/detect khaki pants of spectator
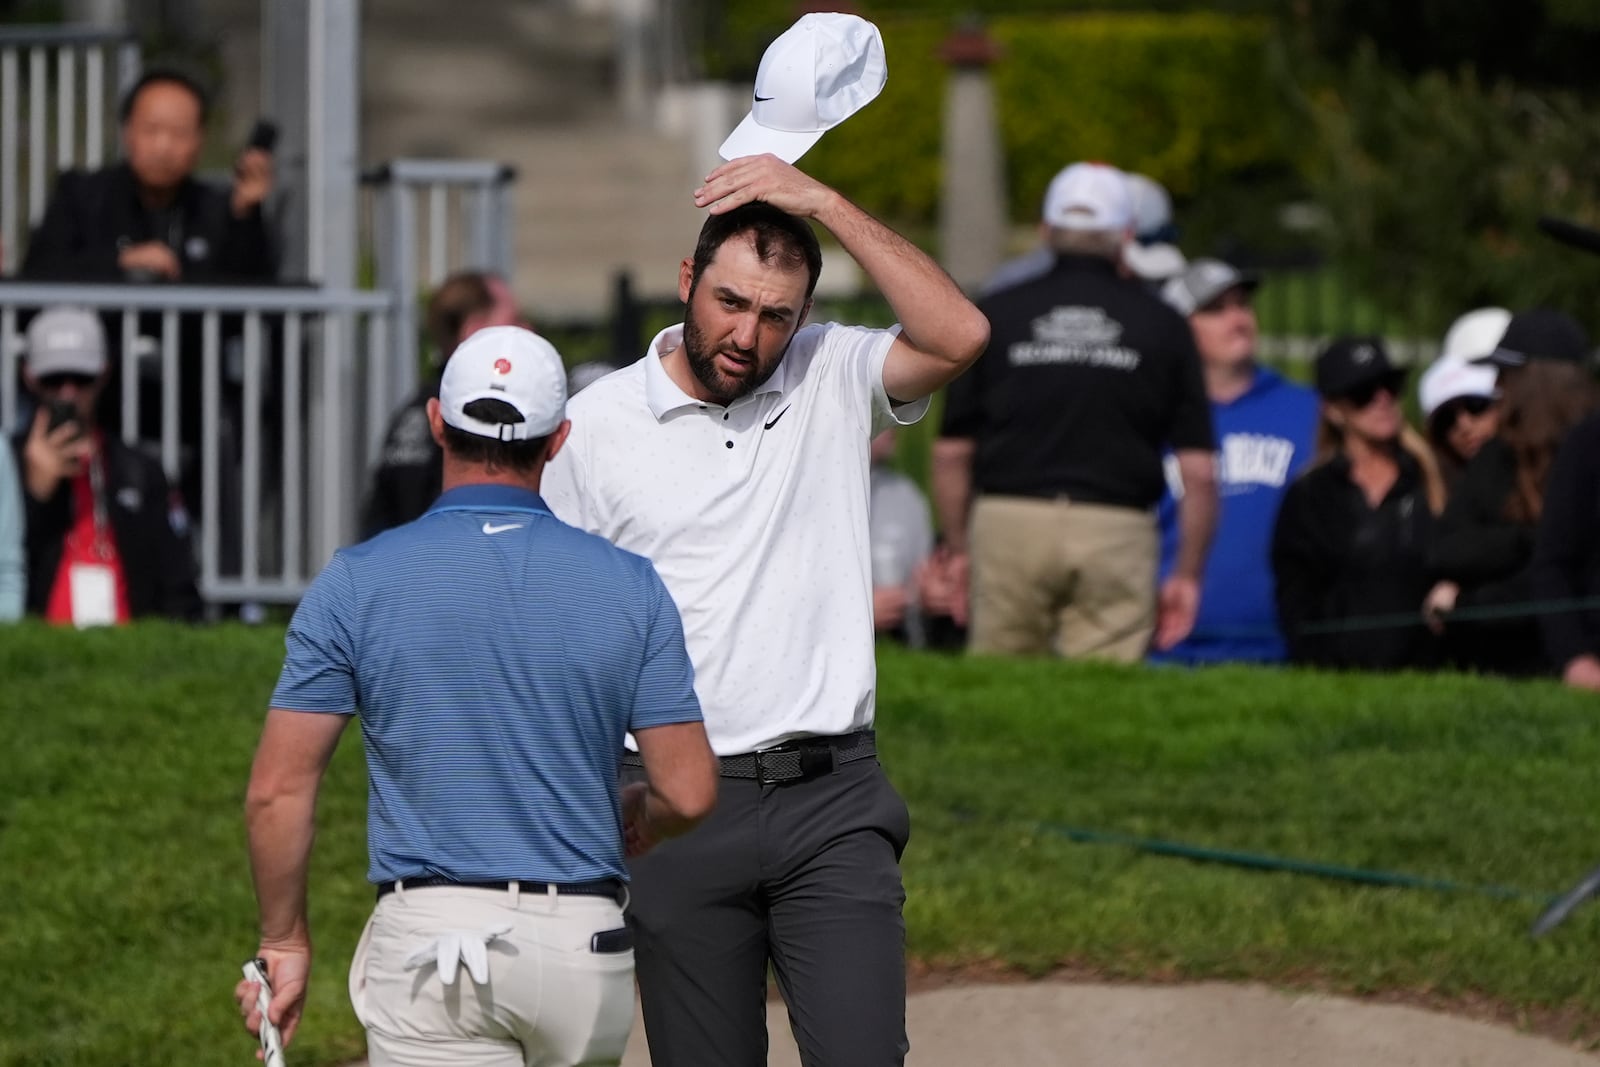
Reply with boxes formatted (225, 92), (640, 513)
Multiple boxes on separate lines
(349, 883), (636, 1066)
(969, 495), (1157, 662)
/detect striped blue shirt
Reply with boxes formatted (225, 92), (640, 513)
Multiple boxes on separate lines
(270, 484), (702, 884)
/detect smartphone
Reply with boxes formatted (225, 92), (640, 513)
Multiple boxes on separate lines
(246, 119), (279, 153)
(241, 958), (286, 1067)
(46, 398), (82, 438)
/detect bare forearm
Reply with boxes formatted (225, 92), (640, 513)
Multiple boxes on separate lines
(1173, 476), (1218, 582)
(931, 438), (976, 553)
(246, 792), (317, 945)
(814, 191), (987, 365)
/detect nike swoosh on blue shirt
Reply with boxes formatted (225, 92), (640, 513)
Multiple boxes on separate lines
(482, 521), (524, 535)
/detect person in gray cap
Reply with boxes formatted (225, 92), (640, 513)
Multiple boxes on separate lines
(1151, 259), (1318, 664)
(11, 306), (199, 623)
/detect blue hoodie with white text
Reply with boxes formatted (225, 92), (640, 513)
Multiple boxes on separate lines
(1152, 367), (1319, 664)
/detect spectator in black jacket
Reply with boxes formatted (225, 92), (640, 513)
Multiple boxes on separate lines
(1532, 412), (1600, 691)
(1272, 337), (1446, 670)
(1424, 309), (1599, 675)
(359, 271), (523, 537)
(19, 68), (275, 285)
(13, 307), (199, 623)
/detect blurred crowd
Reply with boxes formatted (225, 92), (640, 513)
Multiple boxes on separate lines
(5, 70), (1600, 695)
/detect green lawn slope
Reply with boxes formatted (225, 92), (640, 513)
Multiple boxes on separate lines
(4, 625), (1599, 1066)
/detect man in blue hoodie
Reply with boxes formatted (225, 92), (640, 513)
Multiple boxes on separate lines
(1152, 260), (1319, 664)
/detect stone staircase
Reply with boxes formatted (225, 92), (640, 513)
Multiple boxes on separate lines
(210, 0), (707, 319)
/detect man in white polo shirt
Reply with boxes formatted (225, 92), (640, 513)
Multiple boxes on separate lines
(543, 152), (988, 1066)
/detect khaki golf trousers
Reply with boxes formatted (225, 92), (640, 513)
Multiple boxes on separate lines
(349, 883), (636, 1066)
(969, 494), (1158, 662)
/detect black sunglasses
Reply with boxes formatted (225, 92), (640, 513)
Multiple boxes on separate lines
(1436, 395), (1494, 427)
(1341, 375), (1404, 408)
(37, 371), (97, 391)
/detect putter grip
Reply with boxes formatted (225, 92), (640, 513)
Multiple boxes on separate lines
(242, 959), (287, 1066)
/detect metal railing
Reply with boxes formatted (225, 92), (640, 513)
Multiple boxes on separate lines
(361, 158), (516, 406)
(0, 282), (396, 604)
(0, 25), (141, 275)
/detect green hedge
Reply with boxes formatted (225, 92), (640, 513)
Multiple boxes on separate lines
(803, 13), (1298, 226)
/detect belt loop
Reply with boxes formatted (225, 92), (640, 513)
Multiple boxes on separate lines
(547, 883), (559, 911)
(509, 880), (520, 908)
(395, 879), (405, 903)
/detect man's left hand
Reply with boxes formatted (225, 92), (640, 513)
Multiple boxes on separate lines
(694, 154), (835, 219)
(1154, 576), (1200, 651)
(232, 148), (274, 218)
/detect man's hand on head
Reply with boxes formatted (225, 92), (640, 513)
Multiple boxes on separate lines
(694, 154), (837, 220)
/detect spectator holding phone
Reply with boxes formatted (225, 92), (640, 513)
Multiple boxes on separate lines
(11, 307), (199, 624)
(19, 68), (275, 284)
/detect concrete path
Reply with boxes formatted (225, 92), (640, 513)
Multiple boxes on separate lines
(614, 981), (1599, 1066)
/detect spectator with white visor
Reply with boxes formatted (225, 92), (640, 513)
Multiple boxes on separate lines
(1418, 307), (1508, 489)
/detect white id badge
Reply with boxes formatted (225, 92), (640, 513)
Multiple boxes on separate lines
(68, 563), (118, 628)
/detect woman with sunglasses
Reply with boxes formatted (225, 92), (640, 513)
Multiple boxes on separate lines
(1418, 308), (1509, 487)
(1424, 309), (1599, 675)
(1272, 336), (1447, 670)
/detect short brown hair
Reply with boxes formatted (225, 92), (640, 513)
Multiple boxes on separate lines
(426, 272), (497, 360)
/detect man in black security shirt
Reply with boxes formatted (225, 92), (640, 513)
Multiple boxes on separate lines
(932, 162), (1218, 661)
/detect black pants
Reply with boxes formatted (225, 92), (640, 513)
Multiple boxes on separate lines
(620, 755), (912, 1067)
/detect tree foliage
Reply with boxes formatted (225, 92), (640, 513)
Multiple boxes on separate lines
(1299, 46), (1600, 334)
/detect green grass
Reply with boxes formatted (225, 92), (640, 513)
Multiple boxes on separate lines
(6, 626), (1600, 1065)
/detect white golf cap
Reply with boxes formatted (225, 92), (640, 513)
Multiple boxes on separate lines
(439, 326), (567, 440)
(1439, 306), (1511, 364)
(1123, 241), (1187, 281)
(25, 305), (107, 377)
(1042, 162), (1133, 232)
(1419, 354), (1498, 419)
(718, 12), (888, 165)
(1125, 173), (1174, 238)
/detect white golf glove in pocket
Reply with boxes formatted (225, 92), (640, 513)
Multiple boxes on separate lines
(403, 925), (513, 986)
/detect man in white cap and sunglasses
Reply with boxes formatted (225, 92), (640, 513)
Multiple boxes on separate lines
(237, 326), (717, 1066)
(543, 12), (988, 1067)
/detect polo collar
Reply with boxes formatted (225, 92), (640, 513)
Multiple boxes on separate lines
(642, 323), (789, 421)
(427, 484), (549, 513)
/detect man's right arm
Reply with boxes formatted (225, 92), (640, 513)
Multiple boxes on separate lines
(19, 172), (122, 280)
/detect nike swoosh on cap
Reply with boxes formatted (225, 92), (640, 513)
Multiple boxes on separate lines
(764, 406), (791, 430)
(482, 521), (524, 535)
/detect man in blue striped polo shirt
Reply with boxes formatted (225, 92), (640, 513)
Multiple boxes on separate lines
(236, 327), (717, 1067)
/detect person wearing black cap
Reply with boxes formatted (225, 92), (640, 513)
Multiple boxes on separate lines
(1271, 336), (1446, 669)
(1424, 309), (1599, 675)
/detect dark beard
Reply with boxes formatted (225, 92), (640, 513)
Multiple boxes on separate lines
(682, 302), (785, 405)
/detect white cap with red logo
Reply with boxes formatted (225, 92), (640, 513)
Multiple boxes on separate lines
(439, 326), (567, 440)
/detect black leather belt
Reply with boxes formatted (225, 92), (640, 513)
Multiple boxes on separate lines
(375, 876), (626, 904)
(622, 730), (876, 784)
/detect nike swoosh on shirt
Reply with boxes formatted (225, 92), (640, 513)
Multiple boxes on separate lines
(764, 406), (791, 430)
(482, 522), (524, 535)
(754, 94), (775, 102)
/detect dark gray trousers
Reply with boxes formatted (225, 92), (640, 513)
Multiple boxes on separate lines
(620, 755), (912, 1067)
